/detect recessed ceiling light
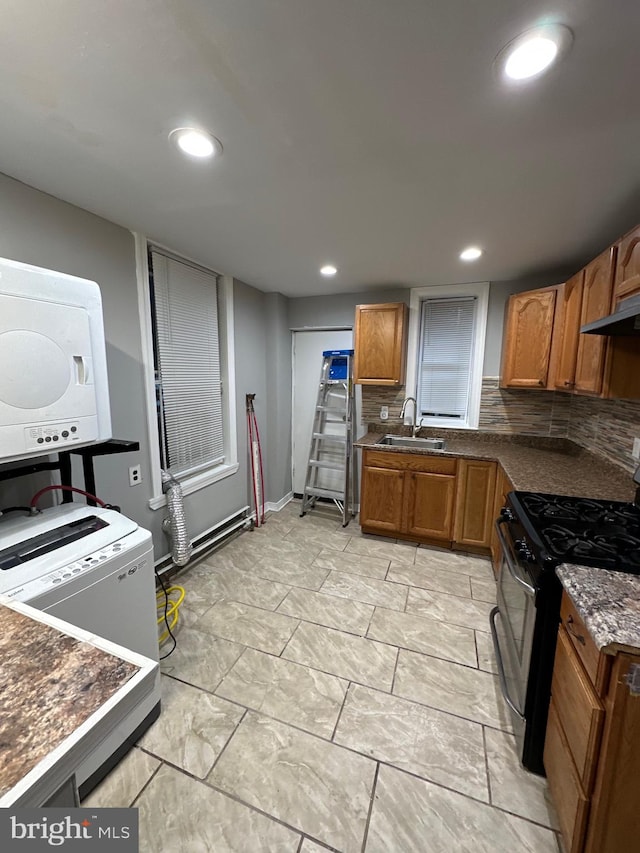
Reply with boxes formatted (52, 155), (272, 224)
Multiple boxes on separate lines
(320, 265), (338, 277)
(169, 127), (222, 159)
(460, 247), (483, 262)
(497, 24), (573, 83)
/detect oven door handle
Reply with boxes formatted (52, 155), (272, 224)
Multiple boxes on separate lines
(489, 606), (526, 722)
(495, 520), (536, 597)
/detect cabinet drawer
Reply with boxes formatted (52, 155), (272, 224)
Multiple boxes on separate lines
(560, 592), (606, 693)
(363, 449), (457, 475)
(551, 626), (605, 793)
(544, 700), (590, 853)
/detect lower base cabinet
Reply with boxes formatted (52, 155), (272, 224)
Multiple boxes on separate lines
(544, 591), (640, 853)
(360, 449), (499, 550)
(359, 449), (457, 543)
(453, 459), (497, 549)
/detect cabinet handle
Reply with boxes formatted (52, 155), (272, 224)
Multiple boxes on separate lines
(538, 379), (545, 386)
(563, 381), (575, 387)
(566, 615), (586, 646)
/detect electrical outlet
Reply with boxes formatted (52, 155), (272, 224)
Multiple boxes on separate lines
(380, 406), (389, 421)
(129, 465), (142, 486)
(633, 438), (640, 460)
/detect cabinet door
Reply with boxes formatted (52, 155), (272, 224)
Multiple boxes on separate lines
(585, 653), (640, 853)
(614, 224), (640, 301)
(544, 700), (590, 853)
(359, 464), (405, 534)
(574, 247), (616, 395)
(404, 471), (455, 541)
(354, 303), (407, 385)
(551, 627), (604, 793)
(454, 460), (497, 548)
(555, 271), (584, 391)
(490, 467), (513, 576)
(500, 288), (557, 388)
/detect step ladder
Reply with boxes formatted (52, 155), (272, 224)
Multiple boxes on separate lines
(300, 349), (357, 527)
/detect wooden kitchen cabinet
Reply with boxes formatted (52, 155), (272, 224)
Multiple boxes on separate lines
(554, 271), (585, 392)
(453, 459), (497, 549)
(359, 463), (406, 534)
(404, 470), (456, 540)
(613, 223), (640, 302)
(359, 449), (456, 543)
(500, 287), (558, 389)
(544, 590), (640, 853)
(490, 465), (513, 576)
(354, 302), (408, 385)
(574, 246), (616, 396)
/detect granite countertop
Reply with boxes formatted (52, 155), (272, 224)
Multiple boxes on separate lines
(0, 605), (138, 799)
(356, 430), (635, 501)
(556, 564), (640, 654)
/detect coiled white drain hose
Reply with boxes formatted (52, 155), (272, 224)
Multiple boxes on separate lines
(161, 470), (193, 566)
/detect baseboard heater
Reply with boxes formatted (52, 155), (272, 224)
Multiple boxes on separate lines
(156, 505), (251, 578)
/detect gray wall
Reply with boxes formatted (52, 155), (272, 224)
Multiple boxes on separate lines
(0, 173), (291, 558)
(264, 293), (293, 503)
(288, 288), (410, 330)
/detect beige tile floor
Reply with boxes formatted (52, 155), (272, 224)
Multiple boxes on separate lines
(84, 500), (561, 852)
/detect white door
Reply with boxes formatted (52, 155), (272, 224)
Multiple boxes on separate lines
(292, 330), (364, 496)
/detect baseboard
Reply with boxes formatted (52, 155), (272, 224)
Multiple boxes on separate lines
(265, 492), (294, 513)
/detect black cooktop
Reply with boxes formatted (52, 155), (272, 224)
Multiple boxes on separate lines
(512, 492), (640, 573)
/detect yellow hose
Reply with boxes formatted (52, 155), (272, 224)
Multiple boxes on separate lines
(157, 585), (185, 646)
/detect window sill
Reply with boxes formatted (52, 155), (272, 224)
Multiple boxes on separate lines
(148, 461), (239, 510)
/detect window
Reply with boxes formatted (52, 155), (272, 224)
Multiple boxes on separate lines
(136, 238), (237, 509)
(405, 283), (489, 429)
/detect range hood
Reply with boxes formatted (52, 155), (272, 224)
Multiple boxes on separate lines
(581, 293), (640, 336)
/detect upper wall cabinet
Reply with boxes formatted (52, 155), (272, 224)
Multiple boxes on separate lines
(500, 287), (558, 389)
(574, 247), (616, 396)
(614, 224), (640, 302)
(354, 302), (408, 385)
(554, 271), (585, 391)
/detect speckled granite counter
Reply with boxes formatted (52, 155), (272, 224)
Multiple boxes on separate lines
(356, 431), (635, 501)
(556, 564), (640, 654)
(0, 604), (138, 799)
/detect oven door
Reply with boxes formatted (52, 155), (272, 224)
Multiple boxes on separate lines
(490, 517), (538, 740)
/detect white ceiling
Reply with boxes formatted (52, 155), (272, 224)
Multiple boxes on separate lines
(1, 1), (639, 297)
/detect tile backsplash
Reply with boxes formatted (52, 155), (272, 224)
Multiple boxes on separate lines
(361, 380), (640, 474)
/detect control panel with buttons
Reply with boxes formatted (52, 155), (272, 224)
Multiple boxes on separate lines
(25, 422), (82, 452)
(5, 538), (140, 602)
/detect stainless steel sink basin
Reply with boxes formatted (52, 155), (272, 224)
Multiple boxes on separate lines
(379, 435), (447, 450)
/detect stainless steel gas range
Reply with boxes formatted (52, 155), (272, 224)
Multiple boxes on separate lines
(490, 476), (640, 775)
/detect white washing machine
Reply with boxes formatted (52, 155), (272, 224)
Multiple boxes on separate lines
(0, 503), (161, 795)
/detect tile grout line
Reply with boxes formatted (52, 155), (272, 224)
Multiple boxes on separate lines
(329, 681), (352, 742)
(360, 762), (380, 853)
(389, 646), (401, 694)
(482, 725), (494, 807)
(278, 618), (304, 657)
(206, 706), (249, 777)
(128, 758), (165, 808)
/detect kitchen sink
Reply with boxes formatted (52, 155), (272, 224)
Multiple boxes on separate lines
(379, 435), (447, 450)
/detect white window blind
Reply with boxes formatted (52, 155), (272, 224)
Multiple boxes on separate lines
(417, 297), (476, 421)
(150, 249), (224, 477)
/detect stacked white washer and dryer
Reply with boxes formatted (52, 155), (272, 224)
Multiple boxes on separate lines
(0, 257), (160, 795)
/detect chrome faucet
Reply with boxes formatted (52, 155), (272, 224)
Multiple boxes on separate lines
(399, 396), (424, 437)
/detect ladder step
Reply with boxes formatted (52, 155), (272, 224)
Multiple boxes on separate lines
(308, 460), (344, 470)
(316, 406), (346, 413)
(304, 486), (345, 499)
(312, 432), (347, 441)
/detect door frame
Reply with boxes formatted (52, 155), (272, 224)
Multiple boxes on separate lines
(290, 326), (354, 501)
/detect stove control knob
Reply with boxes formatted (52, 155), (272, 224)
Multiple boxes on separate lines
(500, 507), (514, 522)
